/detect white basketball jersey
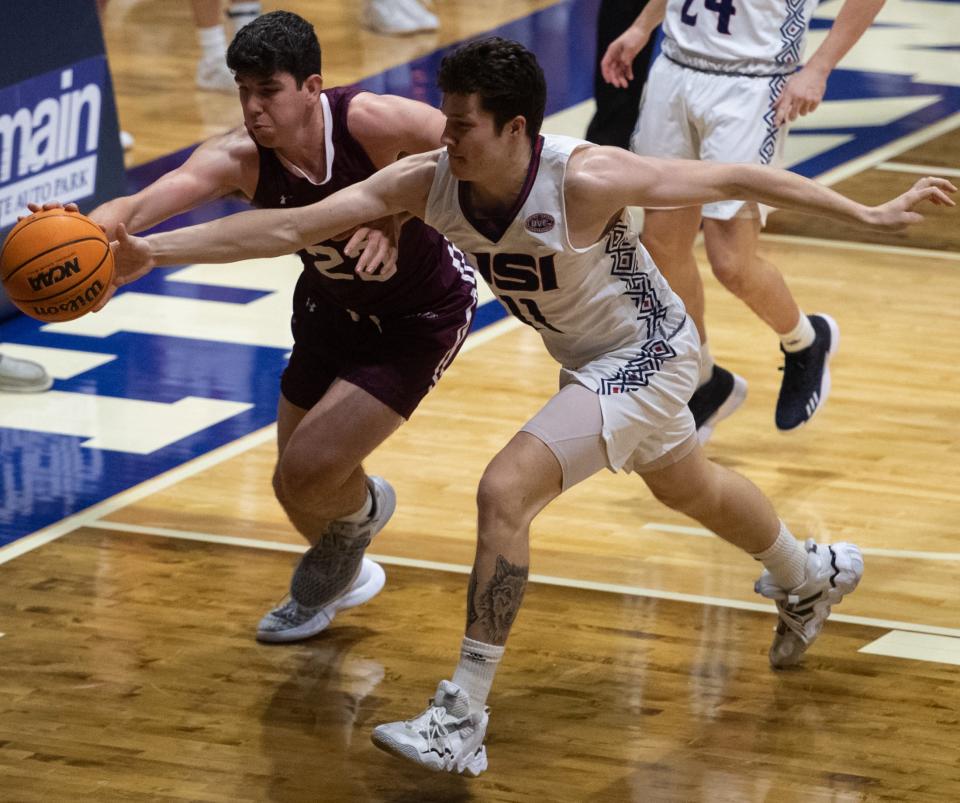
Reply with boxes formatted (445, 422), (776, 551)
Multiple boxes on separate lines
(662, 0), (819, 75)
(425, 135), (689, 392)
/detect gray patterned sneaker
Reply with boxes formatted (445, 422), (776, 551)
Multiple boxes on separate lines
(289, 475), (396, 609)
(775, 314), (840, 432)
(755, 539), (863, 668)
(257, 557), (386, 643)
(371, 680), (489, 777)
(256, 475), (396, 643)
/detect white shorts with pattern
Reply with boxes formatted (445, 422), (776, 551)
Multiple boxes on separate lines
(631, 54), (790, 222)
(521, 318), (701, 491)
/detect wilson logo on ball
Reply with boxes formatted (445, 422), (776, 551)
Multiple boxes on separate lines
(31, 279), (105, 317)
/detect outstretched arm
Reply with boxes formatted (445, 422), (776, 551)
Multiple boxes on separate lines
(565, 147), (955, 244)
(90, 127), (255, 239)
(114, 151), (437, 273)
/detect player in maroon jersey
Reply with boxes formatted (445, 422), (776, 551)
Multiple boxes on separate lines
(82, 10), (478, 641)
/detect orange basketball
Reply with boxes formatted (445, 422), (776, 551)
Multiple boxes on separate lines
(0, 208), (114, 323)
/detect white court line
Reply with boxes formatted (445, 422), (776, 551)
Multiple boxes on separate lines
(91, 520), (307, 554)
(641, 523), (960, 561)
(859, 631), (960, 667)
(759, 232), (960, 261)
(83, 519), (960, 640)
(815, 110), (960, 187)
(640, 523), (714, 538)
(876, 162), (960, 179)
(0, 314), (518, 568)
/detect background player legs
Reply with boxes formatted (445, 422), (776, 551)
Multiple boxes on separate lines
(702, 213), (802, 335)
(700, 211), (836, 432)
(274, 380), (402, 545)
(192, 0), (262, 91)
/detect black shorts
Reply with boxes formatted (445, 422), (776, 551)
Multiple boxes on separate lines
(280, 276), (476, 420)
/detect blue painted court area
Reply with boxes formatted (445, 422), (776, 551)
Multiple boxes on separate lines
(1, 0), (959, 544)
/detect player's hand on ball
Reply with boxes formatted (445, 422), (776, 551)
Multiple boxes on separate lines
(95, 223), (155, 311)
(867, 177), (956, 231)
(18, 201), (82, 222)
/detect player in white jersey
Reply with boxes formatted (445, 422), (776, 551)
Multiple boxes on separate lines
(603, 0), (886, 438)
(105, 38), (954, 776)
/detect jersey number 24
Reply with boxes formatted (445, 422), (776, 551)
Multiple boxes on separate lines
(681, 0), (736, 35)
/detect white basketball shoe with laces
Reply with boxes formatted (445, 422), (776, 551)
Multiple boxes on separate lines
(371, 680), (489, 776)
(362, 0), (438, 34)
(755, 539), (864, 668)
(196, 56), (236, 92)
(256, 476), (395, 642)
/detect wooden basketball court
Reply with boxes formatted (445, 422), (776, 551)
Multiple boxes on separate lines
(2, 1), (958, 800)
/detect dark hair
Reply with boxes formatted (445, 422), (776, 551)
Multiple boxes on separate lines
(226, 10), (321, 86)
(437, 37), (546, 145)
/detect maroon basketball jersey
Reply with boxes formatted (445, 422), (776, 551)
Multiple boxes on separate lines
(252, 86), (464, 316)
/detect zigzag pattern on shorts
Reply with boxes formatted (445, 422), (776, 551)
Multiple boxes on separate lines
(606, 221), (668, 339)
(759, 73), (789, 164)
(776, 0), (808, 67)
(598, 338), (678, 394)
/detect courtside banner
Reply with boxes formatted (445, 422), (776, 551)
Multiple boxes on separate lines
(0, 58), (112, 228)
(0, 1), (125, 321)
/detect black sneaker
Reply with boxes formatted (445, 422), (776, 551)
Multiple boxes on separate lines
(775, 314), (840, 432)
(689, 365), (748, 444)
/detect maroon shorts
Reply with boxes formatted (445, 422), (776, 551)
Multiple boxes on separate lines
(280, 276), (476, 420)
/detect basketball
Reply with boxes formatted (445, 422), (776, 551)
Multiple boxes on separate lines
(0, 208), (114, 323)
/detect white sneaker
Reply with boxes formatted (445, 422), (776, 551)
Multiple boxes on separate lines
(0, 354), (52, 393)
(120, 130), (135, 151)
(371, 680), (489, 776)
(256, 557), (386, 643)
(196, 56), (236, 92)
(362, 0), (438, 35)
(755, 539), (864, 668)
(399, 0), (439, 30)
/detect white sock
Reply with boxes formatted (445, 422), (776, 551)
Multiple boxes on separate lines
(340, 487), (374, 524)
(780, 313), (815, 353)
(197, 24), (227, 62)
(698, 341), (715, 387)
(751, 521), (808, 590)
(452, 636), (504, 713)
(228, 1), (261, 32)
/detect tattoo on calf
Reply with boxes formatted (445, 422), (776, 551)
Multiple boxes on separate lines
(473, 554), (529, 643)
(466, 567), (479, 630)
